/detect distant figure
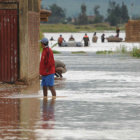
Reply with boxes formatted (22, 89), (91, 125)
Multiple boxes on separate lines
(83, 33), (89, 47)
(92, 32), (98, 43)
(69, 35), (75, 41)
(116, 27), (120, 37)
(101, 34), (105, 42)
(58, 35), (64, 46)
(55, 60), (67, 78)
(50, 37), (54, 41)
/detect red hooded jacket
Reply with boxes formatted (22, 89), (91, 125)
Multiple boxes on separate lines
(40, 47), (55, 76)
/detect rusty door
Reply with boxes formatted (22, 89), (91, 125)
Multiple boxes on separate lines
(0, 3), (19, 83)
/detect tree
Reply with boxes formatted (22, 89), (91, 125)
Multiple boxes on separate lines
(121, 2), (129, 23)
(48, 4), (66, 23)
(77, 4), (88, 25)
(106, 1), (129, 26)
(93, 5), (104, 23)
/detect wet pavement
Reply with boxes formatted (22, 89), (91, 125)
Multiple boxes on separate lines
(1, 51), (140, 140)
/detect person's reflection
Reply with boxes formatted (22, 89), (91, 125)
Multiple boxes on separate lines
(42, 98), (56, 129)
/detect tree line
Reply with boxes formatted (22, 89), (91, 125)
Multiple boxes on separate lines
(42, 1), (131, 26)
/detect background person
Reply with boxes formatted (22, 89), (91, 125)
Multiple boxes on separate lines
(69, 35), (75, 41)
(92, 32), (98, 43)
(55, 60), (67, 78)
(58, 35), (64, 46)
(101, 34), (105, 43)
(40, 38), (56, 98)
(50, 37), (54, 41)
(83, 33), (89, 47)
(116, 27), (120, 37)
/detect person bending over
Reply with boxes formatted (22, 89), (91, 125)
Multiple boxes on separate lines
(55, 60), (67, 78)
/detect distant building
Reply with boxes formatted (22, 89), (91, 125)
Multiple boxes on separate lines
(87, 16), (95, 22)
(125, 20), (140, 42)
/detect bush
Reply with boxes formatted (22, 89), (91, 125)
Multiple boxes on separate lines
(131, 48), (140, 57)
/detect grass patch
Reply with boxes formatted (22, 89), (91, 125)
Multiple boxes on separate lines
(96, 46), (140, 58)
(40, 23), (125, 33)
(53, 50), (61, 54)
(96, 46), (129, 55)
(51, 43), (58, 48)
(96, 50), (114, 54)
(116, 46), (128, 54)
(131, 48), (140, 57)
(71, 51), (86, 54)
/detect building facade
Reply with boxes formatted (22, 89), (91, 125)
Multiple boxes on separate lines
(0, 0), (41, 84)
(125, 20), (140, 42)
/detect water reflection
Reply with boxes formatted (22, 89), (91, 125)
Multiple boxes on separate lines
(0, 98), (20, 139)
(41, 98), (56, 129)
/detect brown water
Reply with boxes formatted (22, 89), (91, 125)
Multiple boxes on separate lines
(0, 52), (140, 140)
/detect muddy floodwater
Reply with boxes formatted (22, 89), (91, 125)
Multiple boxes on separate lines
(1, 47), (140, 139)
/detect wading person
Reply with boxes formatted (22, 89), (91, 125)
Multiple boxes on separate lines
(40, 38), (56, 98)
(83, 33), (89, 47)
(58, 35), (64, 46)
(92, 32), (98, 43)
(69, 35), (75, 41)
(101, 33), (105, 43)
(116, 26), (120, 37)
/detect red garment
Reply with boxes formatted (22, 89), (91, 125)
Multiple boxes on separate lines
(58, 37), (63, 44)
(40, 47), (55, 76)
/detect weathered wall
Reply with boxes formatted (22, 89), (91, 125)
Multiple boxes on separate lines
(19, 0), (40, 83)
(0, 0), (40, 84)
(19, 0), (29, 82)
(125, 20), (140, 42)
(28, 11), (40, 82)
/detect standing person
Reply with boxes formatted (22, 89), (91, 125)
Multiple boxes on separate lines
(40, 38), (56, 98)
(101, 34), (105, 43)
(58, 35), (64, 46)
(83, 33), (89, 47)
(92, 32), (98, 43)
(116, 27), (120, 37)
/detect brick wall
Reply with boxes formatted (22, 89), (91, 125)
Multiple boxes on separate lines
(125, 20), (140, 42)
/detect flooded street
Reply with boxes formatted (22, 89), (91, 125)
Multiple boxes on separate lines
(1, 32), (140, 139)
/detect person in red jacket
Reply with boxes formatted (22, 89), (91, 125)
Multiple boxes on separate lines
(58, 35), (64, 46)
(40, 38), (56, 98)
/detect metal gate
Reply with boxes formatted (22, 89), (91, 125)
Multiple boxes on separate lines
(0, 2), (19, 83)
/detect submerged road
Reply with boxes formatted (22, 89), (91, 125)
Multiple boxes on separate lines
(0, 51), (140, 140)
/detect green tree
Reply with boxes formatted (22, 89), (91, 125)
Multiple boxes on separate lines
(106, 1), (129, 26)
(93, 5), (104, 23)
(121, 2), (129, 23)
(107, 1), (120, 26)
(48, 4), (66, 23)
(77, 4), (88, 25)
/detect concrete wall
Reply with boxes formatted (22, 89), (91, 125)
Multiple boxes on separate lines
(125, 20), (140, 42)
(19, 0), (40, 84)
